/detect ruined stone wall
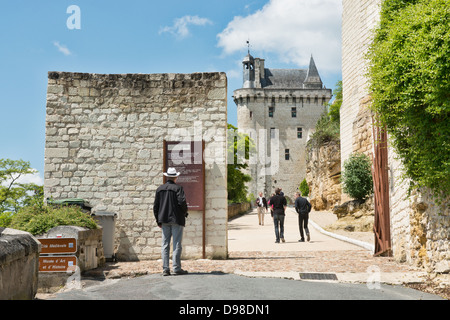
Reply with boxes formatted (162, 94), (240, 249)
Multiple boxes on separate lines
(44, 71), (228, 261)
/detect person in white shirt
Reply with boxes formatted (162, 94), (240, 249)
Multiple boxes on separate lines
(255, 192), (268, 226)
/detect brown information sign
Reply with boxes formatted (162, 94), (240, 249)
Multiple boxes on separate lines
(164, 140), (205, 211)
(39, 238), (77, 254)
(39, 256), (77, 272)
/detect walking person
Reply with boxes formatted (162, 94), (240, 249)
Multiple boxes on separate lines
(153, 167), (189, 276)
(255, 192), (267, 225)
(268, 188), (287, 243)
(294, 191), (312, 242)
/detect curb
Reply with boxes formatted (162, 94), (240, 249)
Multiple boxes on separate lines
(233, 270), (428, 285)
(309, 219), (375, 253)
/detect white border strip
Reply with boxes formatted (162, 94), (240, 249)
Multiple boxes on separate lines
(309, 219), (375, 253)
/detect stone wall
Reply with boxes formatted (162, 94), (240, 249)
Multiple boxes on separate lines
(342, 0), (449, 273)
(341, 0), (381, 167)
(0, 228), (41, 300)
(44, 71), (228, 261)
(389, 153), (450, 273)
(228, 202), (251, 220)
(306, 140), (341, 210)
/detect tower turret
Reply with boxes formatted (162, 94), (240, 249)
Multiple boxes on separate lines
(242, 53), (255, 88)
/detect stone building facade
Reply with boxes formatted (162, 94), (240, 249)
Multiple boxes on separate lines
(233, 54), (332, 200)
(341, 0), (449, 272)
(44, 71), (228, 261)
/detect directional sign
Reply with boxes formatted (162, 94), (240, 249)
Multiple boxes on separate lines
(39, 255), (77, 272)
(39, 238), (77, 254)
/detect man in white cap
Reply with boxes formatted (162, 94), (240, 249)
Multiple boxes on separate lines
(153, 167), (188, 276)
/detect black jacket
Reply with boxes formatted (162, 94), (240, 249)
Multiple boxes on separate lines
(153, 180), (188, 227)
(268, 194), (287, 215)
(295, 196), (312, 215)
(256, 196), (268, 209)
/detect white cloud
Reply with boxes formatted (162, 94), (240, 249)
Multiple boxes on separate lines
(159, 15), (213, 38)
(53, 41), (72, 56)
(217, 0), (342, 73)
(2, 170), (43, 187)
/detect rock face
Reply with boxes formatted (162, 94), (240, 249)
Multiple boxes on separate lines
(331, 198), (374, 232)
(306, 140), (341, 210)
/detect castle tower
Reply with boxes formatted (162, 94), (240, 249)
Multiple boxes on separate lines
(233, 55), (332, 201)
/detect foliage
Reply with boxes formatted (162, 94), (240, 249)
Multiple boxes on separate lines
(0, 158), (42, 214)
(341, 153), (374, 201)
(308, 80), (342, 148)
(227, 124), (253, 203)
(0, 211), (14, 228)
(328, 80), (342, 123)
(9, 203), (97, 235)
(299, 178), (309, 197)
(366, 0), (450, 197)
(0, 157), (97, 233)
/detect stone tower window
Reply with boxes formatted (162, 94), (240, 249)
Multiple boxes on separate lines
(291, 107), (297, 117)
(268, 106), (274, 117)
(297, 127), (303, 139)
(285, 149), (290, 160)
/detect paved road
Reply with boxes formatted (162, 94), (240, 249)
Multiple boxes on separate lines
(50, 272), (441, 300)
(45, 208), (444, 301)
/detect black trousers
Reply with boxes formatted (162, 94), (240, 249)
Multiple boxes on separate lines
(298, 213), (310, 240)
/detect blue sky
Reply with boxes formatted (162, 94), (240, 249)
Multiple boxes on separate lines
(0, 0), (342, 183)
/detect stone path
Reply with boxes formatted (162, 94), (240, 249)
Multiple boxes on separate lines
(94, 208), (424, 284)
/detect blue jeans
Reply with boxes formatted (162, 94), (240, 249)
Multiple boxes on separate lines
(273, 214), (285, 242)
(161, 224), (184, 272)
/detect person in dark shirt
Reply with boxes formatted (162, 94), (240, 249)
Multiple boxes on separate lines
(294, 192), (312, 242)
(268, 188), (287, 243)
(153, 167), (188, 276)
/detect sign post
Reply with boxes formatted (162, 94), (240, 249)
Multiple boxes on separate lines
(164, 140), (206, 258)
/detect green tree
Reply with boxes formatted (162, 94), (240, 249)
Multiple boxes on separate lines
(299, 178), (309, 197)
(367, 0), (450, 197)
(0, 158), (41, 214)
(328, 80), (342, 123)
(341, 153), (373, 201)
(227, 124), (253, 203)
(308, 80), (342, 148)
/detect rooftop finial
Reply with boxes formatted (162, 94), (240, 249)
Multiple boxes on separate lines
(246, 39), (250, 54)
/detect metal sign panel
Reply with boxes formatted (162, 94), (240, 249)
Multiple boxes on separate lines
(39, 255), (77, 272)
(39, 238), (77, 254)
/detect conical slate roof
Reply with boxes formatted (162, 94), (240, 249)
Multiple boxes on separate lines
(304, 55), (322, 84)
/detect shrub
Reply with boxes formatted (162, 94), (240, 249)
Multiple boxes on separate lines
(0, 211), (13, 228)
(299, 178), (309, 197)
(9, 204), (97, 235)
(341, 153), (373, 201)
